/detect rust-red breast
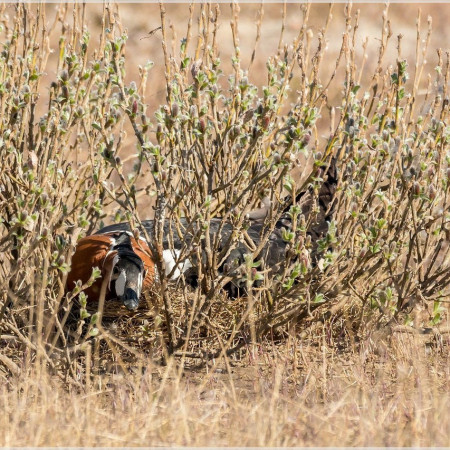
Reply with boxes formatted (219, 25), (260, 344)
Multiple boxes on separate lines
(66, 231), (155, 310)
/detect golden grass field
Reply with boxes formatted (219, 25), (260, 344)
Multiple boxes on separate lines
(1, 333), (449, 446)
(0, 2), (449, 447)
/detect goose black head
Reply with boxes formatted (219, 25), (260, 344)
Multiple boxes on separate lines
(109, 232), (145, 311)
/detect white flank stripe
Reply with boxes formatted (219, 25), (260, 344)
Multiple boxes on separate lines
(163, 249), (192, 280)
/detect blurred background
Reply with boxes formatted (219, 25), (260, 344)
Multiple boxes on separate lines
(29, 2), (448, 114)
(98, 3), (448, 101)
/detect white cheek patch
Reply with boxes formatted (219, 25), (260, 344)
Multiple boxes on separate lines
(163, 249), (193, 280)
(115, 271), (127, 297)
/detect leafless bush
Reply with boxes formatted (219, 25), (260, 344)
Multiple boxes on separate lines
(0, 3), (448, 380)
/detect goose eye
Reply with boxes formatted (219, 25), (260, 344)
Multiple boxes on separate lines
(113, 266), (120, 275)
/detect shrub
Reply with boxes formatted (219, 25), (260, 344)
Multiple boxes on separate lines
(0, 3), (448, 378)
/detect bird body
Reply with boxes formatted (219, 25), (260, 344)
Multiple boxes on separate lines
(94, 158), (337, 297)
(95, 217), (289, 296)
(66, 231), (155, 310)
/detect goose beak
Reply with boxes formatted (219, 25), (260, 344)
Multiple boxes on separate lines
(121, 288), (140, 311)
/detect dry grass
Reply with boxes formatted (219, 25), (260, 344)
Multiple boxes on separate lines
(0, 2), (449, 446)
(1, 333), (449, 447)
